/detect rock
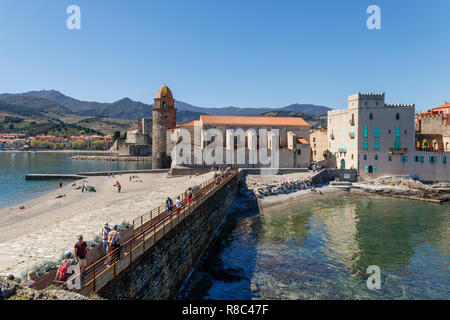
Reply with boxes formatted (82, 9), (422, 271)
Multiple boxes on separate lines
(0, 279), (16, 300)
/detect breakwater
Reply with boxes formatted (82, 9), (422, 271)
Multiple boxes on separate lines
(71, 155), (152, 161)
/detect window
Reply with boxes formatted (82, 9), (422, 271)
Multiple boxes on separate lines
(443, 156), (447, 163)
(401, 155), (408, 162)
(375, 154), (378, 160)
(396, 113), (400, 120)
(376, 102), (379, 106)
(394, 139), (401, 151)
(404, 130), (407, 135)
(314, 150), (316, 156)
(364, 126), (368, 138)
(370, 113), (374, 120)
(374, 126), (379, 138)
(313, 138), (316, 142)
(363, 154), (367, 160)
(363, 141), (368, 150)
(365, 102), (368, 106)
(389, 156), (392, 162)
(388, 129), (391, 134)
(429, 156), (435, 163)
(374, 141), (379, 150)
(298, 150), (301, 155)
(351, 154), (354, 160)
(373, 165), (377, 173)
(420, 156), (424, 163)
(395, 127), (401, 138)
(415, 156), (419, 162)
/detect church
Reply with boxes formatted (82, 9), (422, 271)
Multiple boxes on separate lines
(151, 85), (311, 170)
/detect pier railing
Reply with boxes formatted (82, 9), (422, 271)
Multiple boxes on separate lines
(68, 169), (238, 296)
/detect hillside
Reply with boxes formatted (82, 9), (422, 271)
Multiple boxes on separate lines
(0, 90), (332, 120)
(260, 110), (327, 129)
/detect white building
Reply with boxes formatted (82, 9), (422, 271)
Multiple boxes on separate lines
(328, 93), (449, 182)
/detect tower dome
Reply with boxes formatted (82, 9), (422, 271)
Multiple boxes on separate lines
(156, 85), (173, 99)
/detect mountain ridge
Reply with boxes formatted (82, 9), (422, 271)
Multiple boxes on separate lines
(0, 89), (332, 121)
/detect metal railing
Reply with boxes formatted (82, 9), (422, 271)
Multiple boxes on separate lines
(70, 169), (238, 295)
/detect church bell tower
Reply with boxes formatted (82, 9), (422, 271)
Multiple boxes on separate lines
(152, 85), (177, 169)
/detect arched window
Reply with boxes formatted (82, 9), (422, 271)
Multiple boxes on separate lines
(432, 140), (439, 150)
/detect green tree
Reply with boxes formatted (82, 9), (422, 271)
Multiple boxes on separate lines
(54, 143), (65, 150)
(323, 150), (329, 159)
(72, 141), (87, 150)
(113, 131), (121, 141)
(92, 140), (105, 150)
(30, 140), (42, 148)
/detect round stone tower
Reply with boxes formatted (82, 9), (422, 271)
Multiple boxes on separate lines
(152, 85), (177, 169)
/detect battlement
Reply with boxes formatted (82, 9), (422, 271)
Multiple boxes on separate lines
(357, 92), (385, 100)
(385, 104), (415, 109)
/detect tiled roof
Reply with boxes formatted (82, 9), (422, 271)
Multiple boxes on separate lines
(177, 120), (196, 127)
(432, 101), (450, 111)
(200, 115), (310, 127)
(296, 138), (310, 145)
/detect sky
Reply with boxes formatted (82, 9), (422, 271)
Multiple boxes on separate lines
(0, 0), (449, 112)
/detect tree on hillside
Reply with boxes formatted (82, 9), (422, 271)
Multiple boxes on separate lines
(72, 141), (87, 150)
(92, 140), (105, 150)
(113, 131), (121, 142)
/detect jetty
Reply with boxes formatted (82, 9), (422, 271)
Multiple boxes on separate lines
(25, 174), (88, 181)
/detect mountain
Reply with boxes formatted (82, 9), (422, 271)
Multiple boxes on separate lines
(0, 96), (74, 116)
(0, 90), (332, 122)
(260, 110), (327, 129)
(280, 103), (331, 116)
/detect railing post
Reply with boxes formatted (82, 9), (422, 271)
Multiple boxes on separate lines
(93, 264), (96, 292)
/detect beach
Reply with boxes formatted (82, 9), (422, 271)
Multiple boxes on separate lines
(0, 171), (214, 277)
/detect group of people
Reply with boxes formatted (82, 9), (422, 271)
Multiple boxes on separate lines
(54, 223), (121, 284)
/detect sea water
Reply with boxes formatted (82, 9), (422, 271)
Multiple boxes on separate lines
(0, 152), (151, 208)
(183, 195), (450, 300)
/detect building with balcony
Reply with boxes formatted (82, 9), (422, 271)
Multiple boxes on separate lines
(310, 129), (328, 162)
(327, 93), (449, 182)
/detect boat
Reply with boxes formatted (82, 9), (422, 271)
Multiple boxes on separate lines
(12, 154), (17, 158)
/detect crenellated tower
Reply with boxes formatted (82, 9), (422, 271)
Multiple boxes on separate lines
(152, 85), (177, 169)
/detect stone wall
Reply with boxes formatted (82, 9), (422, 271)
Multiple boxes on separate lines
(311, 169), (358, 184)
(98, 174), (239, 300)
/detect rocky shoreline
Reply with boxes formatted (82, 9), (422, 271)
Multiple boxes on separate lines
(240, 172), (450, 204)
(72, 155), (152, 161)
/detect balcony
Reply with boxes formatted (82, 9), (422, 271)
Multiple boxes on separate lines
(389, 148), (408, 155)
(349, 119), (355, 126)
(330, 133), (335, 140)
(349, 132), (355, 139)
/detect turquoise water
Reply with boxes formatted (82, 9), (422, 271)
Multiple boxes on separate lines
(183, 195), (450, 300)
(0, 152), (151, 208)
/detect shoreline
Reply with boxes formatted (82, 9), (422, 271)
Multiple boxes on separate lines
(0, 171), (215, 277)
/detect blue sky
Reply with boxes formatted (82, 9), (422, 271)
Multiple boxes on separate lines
(0, 0), (449, 112)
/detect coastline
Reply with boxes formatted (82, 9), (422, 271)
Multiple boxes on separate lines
(0, 171), (215, 277)
(258, 186), (344, 213)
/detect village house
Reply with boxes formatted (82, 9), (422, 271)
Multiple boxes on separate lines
(327, 93), (449, 182)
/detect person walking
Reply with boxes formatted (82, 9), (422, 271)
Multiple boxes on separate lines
(116, 181), (121, 193)
(101, 223), (111, 253)
(59, 181), (63, 188)
(175, 196), (182, 214)
(187, 188), (193, 205)
(166, 197), (174, 215)
(107, 224), (121, 266)
(74, 235), (88, 278)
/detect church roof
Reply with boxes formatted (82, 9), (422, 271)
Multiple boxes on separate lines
(156, 85), (173, 99)
(199, 115), (310, 127)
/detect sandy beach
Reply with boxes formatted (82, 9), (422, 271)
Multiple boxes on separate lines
(0, 171), (214, 277)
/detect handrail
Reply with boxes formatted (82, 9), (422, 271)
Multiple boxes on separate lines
(74, 169), (238, 294)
